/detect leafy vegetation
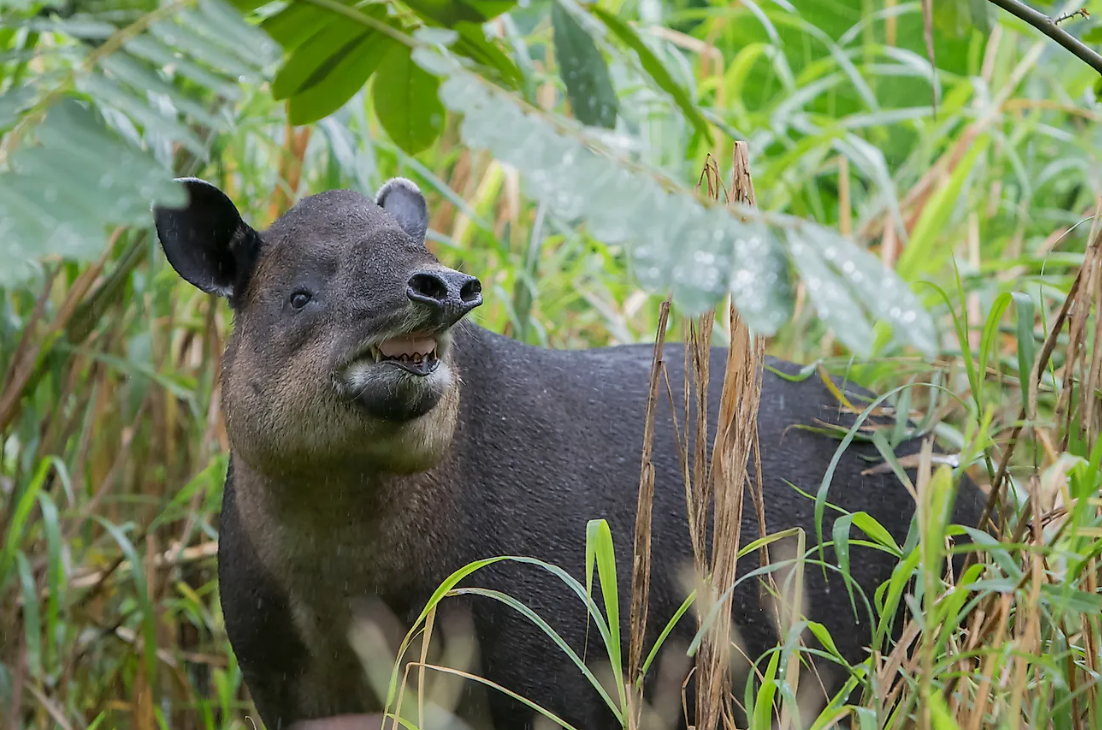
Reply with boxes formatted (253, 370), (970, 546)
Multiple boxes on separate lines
(3, 0), (1102, 728)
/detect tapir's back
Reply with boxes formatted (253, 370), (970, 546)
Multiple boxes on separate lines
(449, 323), (985, 728)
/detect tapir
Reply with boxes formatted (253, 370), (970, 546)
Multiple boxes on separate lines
(152, 177), (986, 730)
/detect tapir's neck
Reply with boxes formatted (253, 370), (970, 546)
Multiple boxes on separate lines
(230, 451), (460, 592)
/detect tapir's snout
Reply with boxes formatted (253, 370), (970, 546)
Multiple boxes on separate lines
(406, 268), (483, 327)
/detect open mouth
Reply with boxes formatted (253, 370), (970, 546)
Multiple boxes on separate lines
(364, 334), (440, 376)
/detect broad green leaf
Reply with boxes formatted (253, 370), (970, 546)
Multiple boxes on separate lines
(228, 0), (270, 13)
(464, 0), (515, 18)
(20, 17), (117, 38)
(551, 2), (618, 129)
(968, 0), (994, 34)
(262, 0), (345, 51)
(289, 31), (399, 125)
(148, 19), (256, 79)
(190, 0), (279, 64)
(0, 85), (37, 129)
(722, 217), (793, 334)
(272, 12), (381, 100)
(591, 6), (712, 142)
(401, 0), (479, 25)
(826, 225), (936, 354)
(372, 45), (445, 155)
(402, 0), (514, 26)
(100, 53), (227, 131)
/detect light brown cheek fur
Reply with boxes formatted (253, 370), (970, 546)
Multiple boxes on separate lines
(222, 333), (462, 478)
(222, 337), (350, 475)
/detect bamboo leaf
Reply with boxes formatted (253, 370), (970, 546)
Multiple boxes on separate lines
(0, 99), (185, 287)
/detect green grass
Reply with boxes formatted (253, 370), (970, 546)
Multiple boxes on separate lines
(4, 0), (1102, 728)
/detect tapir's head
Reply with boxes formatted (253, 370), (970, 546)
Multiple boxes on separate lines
(153, 178), (482, 476)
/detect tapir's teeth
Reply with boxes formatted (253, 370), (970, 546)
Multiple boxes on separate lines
(378, 336), (438, 359)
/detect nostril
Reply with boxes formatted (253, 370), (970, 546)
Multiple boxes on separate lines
(408, 272), (448, 302)
(460, 278), (482, 303)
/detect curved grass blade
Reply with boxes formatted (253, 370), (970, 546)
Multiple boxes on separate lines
(93, 516), (157, 682)
(584, 518), (625, 710)
(453, 586), (624, 722)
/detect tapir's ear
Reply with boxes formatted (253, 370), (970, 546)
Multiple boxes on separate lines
(375, 177), (428, 243)
(153, 178), (261, 301)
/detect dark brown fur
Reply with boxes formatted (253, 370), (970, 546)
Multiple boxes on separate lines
(153, 177), (987, 730)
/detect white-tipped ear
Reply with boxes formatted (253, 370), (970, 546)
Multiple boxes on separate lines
(375, 177), (428, 243)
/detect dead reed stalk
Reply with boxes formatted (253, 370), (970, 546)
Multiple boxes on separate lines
(629, 146), (768, 730)
(692, 144), (768, 730)
(627, 294), (672, 730)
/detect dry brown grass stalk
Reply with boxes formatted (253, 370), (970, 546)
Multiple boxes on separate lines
(0, 228), (122, 435)
(683, 145), (768, 730)
(627, 294), (672, 730)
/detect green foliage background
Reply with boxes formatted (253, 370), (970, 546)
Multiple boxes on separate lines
(3, 0), (1102, 727)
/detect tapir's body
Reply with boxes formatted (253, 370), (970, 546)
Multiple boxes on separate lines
(153, 178), (986, 730)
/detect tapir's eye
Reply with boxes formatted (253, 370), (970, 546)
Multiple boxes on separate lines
(289, 291), (312, 310)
